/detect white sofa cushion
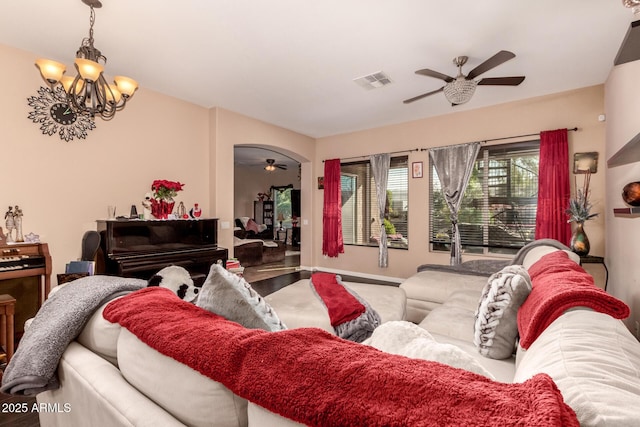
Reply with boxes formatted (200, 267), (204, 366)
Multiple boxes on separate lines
(37, 342), (185, 427)
(117, 328), (248, 427)
(418, 289), (479, 342)
(400, 270), (489, 307)
(76, 300), (123, 366)
(514, 310), (640, 426)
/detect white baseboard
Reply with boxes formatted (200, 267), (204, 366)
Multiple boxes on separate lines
(298, 265), (404, 284)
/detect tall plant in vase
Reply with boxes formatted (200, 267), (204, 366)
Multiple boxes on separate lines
(566, 171), (597, 256)
(151, 179), (184, 219)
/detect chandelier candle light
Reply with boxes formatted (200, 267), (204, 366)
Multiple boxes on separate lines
(35, 0), (138, 121)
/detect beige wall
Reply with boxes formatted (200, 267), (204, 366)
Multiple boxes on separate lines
(1, 43), (211, 279)
(605, 60), (640, 333)
(314, 86), (607, 280)
(234, 165), (300, 220)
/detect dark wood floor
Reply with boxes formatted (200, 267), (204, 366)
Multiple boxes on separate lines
(0, 263), (397, 427)
(0, 392), (38, 427)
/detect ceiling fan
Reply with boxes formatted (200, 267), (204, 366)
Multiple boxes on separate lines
(403, 50), (525, 106)
(265, 158), (287, 171)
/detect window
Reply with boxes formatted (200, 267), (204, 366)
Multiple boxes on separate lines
(273, 187), (292, 229)
(341, 156), (408, 249)
(430, 141), (539, 255)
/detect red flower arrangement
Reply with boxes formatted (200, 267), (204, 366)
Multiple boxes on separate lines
(151, 179), (184, 201)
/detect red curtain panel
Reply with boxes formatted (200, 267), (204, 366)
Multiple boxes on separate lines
(535, 129), (571, 245)
(322, 159), (344, 257)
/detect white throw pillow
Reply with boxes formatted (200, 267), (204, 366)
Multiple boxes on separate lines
(474, 265), (532, 359)
(196, 264), (286, 331)
(367, 320), (494, 379)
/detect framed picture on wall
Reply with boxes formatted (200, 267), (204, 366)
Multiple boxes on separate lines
(573, 152), (598, 174)
(412, 161), (423, 178)
(317, 176), (324, 189)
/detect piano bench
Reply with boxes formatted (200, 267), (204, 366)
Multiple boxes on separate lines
(0, 294), (16, 364)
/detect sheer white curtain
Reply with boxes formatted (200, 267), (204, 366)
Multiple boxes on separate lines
(370, 153), (390, 268)
(429, 143), (480, 265)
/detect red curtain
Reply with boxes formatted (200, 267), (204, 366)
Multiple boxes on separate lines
(535, 129), (571, 245)
(322, 159), (344, 257)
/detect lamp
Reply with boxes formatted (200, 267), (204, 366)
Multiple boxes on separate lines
(34, 0), (138, 121)
(265, 164), (276, 172)
(277, 213), (284, 230)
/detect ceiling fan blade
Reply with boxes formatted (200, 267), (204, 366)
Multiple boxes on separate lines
(415, 68), (455, 82)
(277, 165), (287, 170)
(403, 87), (444, 104)
(466, 50), (516, 80)
(477, 76), (525, 86)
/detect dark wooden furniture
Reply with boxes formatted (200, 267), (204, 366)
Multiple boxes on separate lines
(580, 255), (609, 291)
(254, 200), (274, 237)
(96, 219), (227, 284)
(0, 294), (16, 364)
(291, 227), (300, 249)
(0, 242), (52, 338)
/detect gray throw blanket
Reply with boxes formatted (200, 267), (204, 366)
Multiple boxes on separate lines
(0, 276), (146, 396)
(310, 274), (381, 343)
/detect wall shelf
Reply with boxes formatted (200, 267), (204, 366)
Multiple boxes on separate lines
(613, 206), (640, 216)
(615, 19), (640, 66)
(608, 131), (640, 167)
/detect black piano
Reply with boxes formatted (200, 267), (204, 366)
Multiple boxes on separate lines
(96, 218), (227, 285)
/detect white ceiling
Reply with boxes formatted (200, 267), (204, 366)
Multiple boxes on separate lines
(0, 1), (635, 139)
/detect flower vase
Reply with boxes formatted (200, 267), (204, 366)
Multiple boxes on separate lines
(151, 199), (175, 219)
(570, 222), (590, 256)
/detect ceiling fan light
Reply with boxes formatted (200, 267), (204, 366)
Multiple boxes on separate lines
(265, 165), (276, 172)
(114, 75), (138, 98)
(443, 78), (477, 105)
(75, 58), (104, 82)
(35, 59), (66, 85)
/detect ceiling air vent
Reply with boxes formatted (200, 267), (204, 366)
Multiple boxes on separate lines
(353, 71), (392, 90)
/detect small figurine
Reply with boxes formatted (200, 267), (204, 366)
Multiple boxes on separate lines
(14, 205), (24, 242)
(141, 193), (153, 220)
(4, 206), (14, 243)
(189, 203), (202, 218)
(176, 201), (187, 219)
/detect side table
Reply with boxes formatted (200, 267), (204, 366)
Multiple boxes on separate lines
(0, 294), (16, 364)
(580, 255), (609, 291)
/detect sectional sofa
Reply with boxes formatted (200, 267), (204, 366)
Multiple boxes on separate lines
(2, 240), (639, 426)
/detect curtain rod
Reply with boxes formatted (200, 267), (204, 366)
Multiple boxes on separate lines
(322, 148), (419, 162)
(420, 127), (579, 151)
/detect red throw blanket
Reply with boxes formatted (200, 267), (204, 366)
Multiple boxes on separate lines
(517, 251), (629, 349)
(310, 272), (365, 326)
(104, 287), (578, 427)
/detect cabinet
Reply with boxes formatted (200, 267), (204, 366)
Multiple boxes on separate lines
(254, 201), (274, 236)
(0, 243), (51, 338)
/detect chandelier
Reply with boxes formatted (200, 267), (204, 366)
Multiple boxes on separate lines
(623, 0), (640, 15)
(34, 0), (137, 121)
